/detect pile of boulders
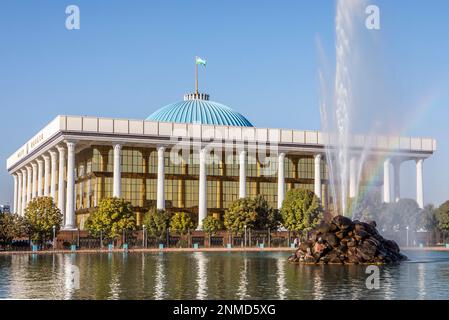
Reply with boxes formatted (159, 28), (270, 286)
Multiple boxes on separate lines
(288, 215), (407, 265)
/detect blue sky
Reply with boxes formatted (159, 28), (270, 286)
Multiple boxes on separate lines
(1, 0), (448, 207)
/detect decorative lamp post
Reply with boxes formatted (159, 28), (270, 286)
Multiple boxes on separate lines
(406, 226), (409, 247)
(142, 225), (146, 248)
(244, 225), (247, 247)
(52, 225), (56, 250)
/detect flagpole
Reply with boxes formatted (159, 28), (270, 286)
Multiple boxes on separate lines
(195, 56), (198, 94)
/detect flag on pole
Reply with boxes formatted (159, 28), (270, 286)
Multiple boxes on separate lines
(195, 56), (207, 66)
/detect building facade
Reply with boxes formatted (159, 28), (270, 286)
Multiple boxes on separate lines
(7, 92), (436, 230)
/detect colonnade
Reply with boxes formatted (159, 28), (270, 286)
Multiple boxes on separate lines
(11, 141), (426, 231)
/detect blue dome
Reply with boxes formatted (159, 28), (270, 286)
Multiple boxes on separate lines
(146, 93), (253, 127)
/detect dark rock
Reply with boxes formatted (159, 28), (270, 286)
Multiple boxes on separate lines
(332, 215), (354, 230)
(316, 221), (331, 234)
(289, 216), (407, 265)
(383, 239), (400, 254)
(367, 220), (377, 228)
(354, 229), (369, 241)
(335, 230), (347, 239)
(323, 233), (339, 248)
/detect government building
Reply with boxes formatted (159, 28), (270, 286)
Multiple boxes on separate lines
(7, 90), (436, 230)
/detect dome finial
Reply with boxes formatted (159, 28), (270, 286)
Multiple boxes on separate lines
(195, 56), (207, 94)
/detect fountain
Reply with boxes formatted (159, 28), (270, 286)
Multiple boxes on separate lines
(320, 0), (387, 217)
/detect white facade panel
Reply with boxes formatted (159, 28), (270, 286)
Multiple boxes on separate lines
(256, 128), (267, 142)
(98, 118), (114, 133)
(66, 116), (83, 131)
(228, 127), (242, 141)
(293, 131), (305, 144)
(305, 131), (318, 144)
(114, 120), (129, 134)
(214, 126), (228, 140)
(242, 127), (255, 141)
(129, 120), (144, 135)
(411, 138), (421, 150)
(83, 117), (98, 132)
(422, 138), (433, 151)
(268, 129), (280, 143)
(144, 121), (158, 135)
(159, 122), (173, 136)
(281, 130), (293, 143)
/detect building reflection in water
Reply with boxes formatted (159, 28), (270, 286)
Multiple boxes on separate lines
(8, 254), (29, 298)
(154, 253), (166, 300)
(108, 254), (121, 299)
(276, 259), (287, 300)
(63, 253), (79, 300)
(194, 252), (208, 300)
(382, 267), (394, 300)
(312, 266), (324, 300)
(417, 263), (426, 299)
(237, 255), (248, 300)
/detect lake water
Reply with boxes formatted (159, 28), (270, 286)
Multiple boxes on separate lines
(0, 250), (448, 300)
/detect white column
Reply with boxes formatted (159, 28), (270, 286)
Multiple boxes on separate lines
(26, 166), (32, 204)
(416, 158), (424, 209)
(65, 141), (76, 229)
(198, 148), (207, 230)
(21, 169), (27, 215)
(17, 172), (22, 215)
(393, 160), (401, 202)
(31, 162), (38, 199)
(87, 178), (91, 208)
(349, 156), (357, 198)
(383, 158), (391, 203)
(278, 153), (286, 209)
(43, 155), (51, 196)
(79, 164), (85, 208)
(239, 150), (246, 198)
(37, 159), (44, 197)
(50, 150), (58, 200)
(314, 154), (322, 200)
(13, 174), (18, 214)
(156, 146), (166, 210)
(57, 146), (66, 218)
(113, 144), (122, 198)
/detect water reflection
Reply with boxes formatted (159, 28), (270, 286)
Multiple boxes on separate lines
(236, 255), (248, 300)
(417, 263), (426, 299)
(276, 258), (287, 300)
(1, 251), (449, 300)
(154, 254), (166, 300)
(194, 252), (208, 300)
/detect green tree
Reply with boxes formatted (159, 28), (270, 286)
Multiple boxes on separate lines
(280, 188), (323, 235)
(224, 197), (257, 235)
(170, 212), (195, 235)
(224, 196), (282, 234)
(380, 199), (421, 233)
(24, 197), (62, 243)
(252, 195), (282, 230)
(418, 204), (439, 244)
(85, 198), (136, 240)
(202, 215), (223, 235)
(143, 208), (171, 241)
(0, 213), (28, 247)
(436, 201), (449, 239)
